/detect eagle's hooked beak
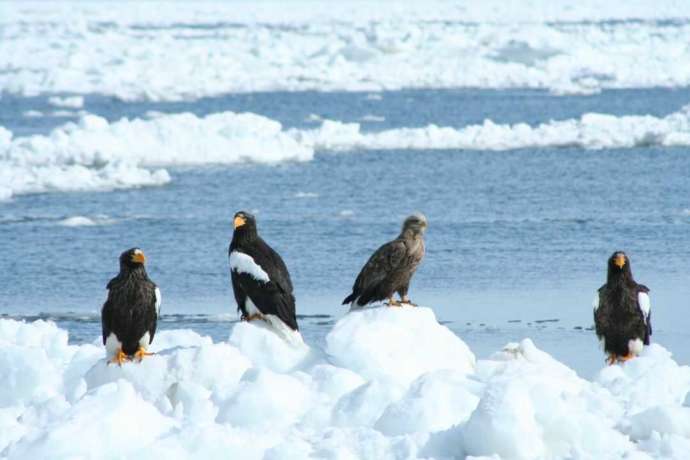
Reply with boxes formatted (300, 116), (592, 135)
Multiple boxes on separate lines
(131, 251), (146, 264)
(614, 254), (626, 269)
(234, 215), (246, 229)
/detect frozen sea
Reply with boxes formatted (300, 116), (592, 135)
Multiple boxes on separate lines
(2, 0), (690, 379)
(2, 86), (690, 379)
(4, 2), (690, 459)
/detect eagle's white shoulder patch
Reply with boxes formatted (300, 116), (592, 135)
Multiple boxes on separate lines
(592, 293), (600, 311)
(638, 292), (651, 318)
(154, 287), (161, 315)
(229, 251), (270, 283)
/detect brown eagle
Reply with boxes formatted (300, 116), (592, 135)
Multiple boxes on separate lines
(342, 213), (427, 308)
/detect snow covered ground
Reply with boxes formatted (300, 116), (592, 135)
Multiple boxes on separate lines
(2, 307), (690, 459)
(2, 1), (690, 100)
(3, 105), (690, 200)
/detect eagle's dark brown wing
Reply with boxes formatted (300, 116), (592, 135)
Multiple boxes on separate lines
(343, 239), (407, 306)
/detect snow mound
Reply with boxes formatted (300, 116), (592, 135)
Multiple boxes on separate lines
(3, 308), (690, 459)
(0, 111), (311, 200)
(2, 1), (690, 100)
(460, 339), (631, 459)
(326, 306), (475, 383)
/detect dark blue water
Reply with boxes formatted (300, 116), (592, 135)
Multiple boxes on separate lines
(1, 88), (689, 377)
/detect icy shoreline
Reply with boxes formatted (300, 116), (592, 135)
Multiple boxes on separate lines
(2, 307), (689, 459)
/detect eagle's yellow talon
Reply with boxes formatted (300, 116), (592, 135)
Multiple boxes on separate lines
(134, 347), (154, 362)
(619, 354), (635, 362)
(110, 349), (128, 366)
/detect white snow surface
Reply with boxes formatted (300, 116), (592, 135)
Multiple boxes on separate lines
(2, 1), (690, 100)
(2, 307), (690, 459)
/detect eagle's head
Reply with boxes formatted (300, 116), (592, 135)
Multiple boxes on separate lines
(120, 247), (147, 271)
(607, 250), (632, 281)
(402, 213), (428, 236)
(232, 211), (258, 238)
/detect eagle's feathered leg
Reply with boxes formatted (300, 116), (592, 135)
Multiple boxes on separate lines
(387, 297), (402, 307)
(401, 295), (417, 306)
(110, 349), (129, 366)
(134, 347), (154, 362)
(606, 353), (618, 365)
(243, 313), (265, 322)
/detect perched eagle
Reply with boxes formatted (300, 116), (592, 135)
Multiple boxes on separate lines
(229, 211), (299, 334)
(343, 213), (427, 309)
(101, 248), (160, 365)
(593, 251), (651, 365)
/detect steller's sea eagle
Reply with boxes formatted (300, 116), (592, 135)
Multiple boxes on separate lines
(593, 251), (651, 365)
(101, 248), (160, 365)
(229, 211), (299, 335)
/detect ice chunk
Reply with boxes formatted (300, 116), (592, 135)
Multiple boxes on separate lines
(596, 344), (690, 414)
(7, 381), (175, 459)
(462, 339), (633, 459)
(3, 314), (690, 459)
(47, 96), (84, 109)
(326, 306), (475, 383)
(229, 320), (313, 373)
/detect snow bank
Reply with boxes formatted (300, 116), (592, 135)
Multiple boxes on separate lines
(2, 1), (689, 100)
(0, 112), (310, 200)
(326, 307), (475, 383)
(3, 306), (690, 459)
(295, 107), (690, 151)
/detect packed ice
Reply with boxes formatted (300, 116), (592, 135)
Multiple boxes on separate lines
(2, 1), (690, 101)
(2, 306), (690, 459)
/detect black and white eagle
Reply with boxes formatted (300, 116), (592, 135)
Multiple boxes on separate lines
(229, 211), (300, 338)
(593, 251), (651, 365)
(101, 248), (161, 365)
(343, 213), (427, 309)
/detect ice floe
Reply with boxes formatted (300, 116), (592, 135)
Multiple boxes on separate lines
(47, 96), (84, 109)
(3, 105), (690, 200)
(0, 111), (309, 200)
(295, 107), (690, 151)
(2, 306), (690, 459)
(57, 215), (115, 227)
(1, 1), (690, 100)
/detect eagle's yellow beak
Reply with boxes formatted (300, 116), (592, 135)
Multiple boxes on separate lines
(234, 216), (246, 229)
(614, 254), (626, 269)
(131, 252), (146, 264)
